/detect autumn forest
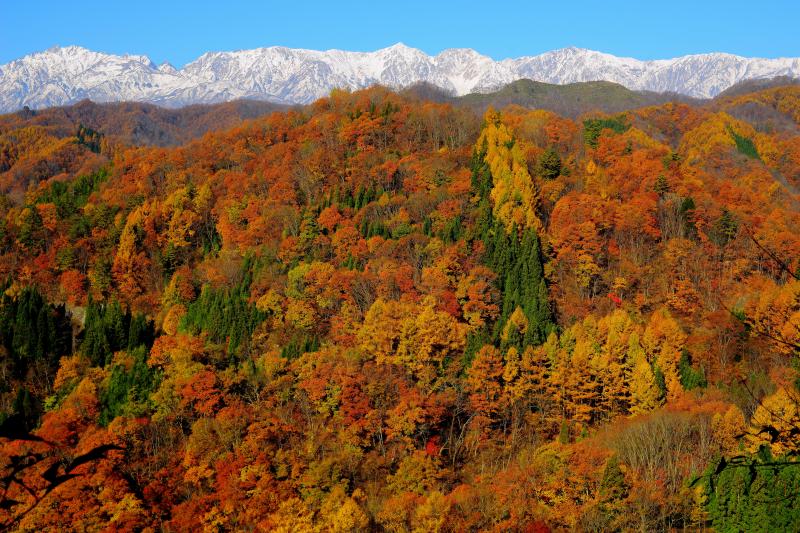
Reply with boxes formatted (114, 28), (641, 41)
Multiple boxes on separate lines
(1, 82), (800, 531)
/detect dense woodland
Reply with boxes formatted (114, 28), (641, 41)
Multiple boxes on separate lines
(1, 82), (800, 531)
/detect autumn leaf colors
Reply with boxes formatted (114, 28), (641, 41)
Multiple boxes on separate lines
(1, 82), (800, 531)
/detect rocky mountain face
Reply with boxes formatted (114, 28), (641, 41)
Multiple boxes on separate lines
(2, 43), (799, 112)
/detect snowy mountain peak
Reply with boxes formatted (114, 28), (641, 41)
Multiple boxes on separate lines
(381, 42), (415, 52)
(1, 43), (799, 112)
(158, 62), (178, 74)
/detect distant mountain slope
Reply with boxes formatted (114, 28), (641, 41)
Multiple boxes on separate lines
(1, 44), (799, 112)
(715, 75), (800, 98)
(454, 79), (698, 118)
(0, 99), (287, 146)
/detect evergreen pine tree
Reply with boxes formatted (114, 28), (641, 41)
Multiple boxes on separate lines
(536, 148), (562, 180)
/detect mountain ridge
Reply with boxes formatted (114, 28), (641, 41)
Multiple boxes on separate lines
(2, 43), (799, 112)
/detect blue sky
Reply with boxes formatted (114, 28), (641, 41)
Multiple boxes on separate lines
(2, 0), (799, 66)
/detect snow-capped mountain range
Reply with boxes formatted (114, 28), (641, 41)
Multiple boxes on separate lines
(1, 43), (799, 112)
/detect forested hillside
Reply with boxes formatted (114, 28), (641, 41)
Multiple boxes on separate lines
(1, 84), (800, 531)
(0, 99), (288, 148)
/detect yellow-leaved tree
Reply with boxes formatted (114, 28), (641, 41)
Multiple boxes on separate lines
(478, 109), (542, 232)
(747, 387), (800, 455)
(643, 307), (686, 401)
(627, 332), (663, 415)
(358, 296), (466, 387)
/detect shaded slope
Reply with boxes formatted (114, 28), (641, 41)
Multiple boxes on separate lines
(0, 99), (289, 147)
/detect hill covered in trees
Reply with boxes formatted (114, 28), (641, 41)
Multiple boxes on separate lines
(0, 98), (289, 147)
(1, 83), (800, 531)
(456, 79), (698, 118)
